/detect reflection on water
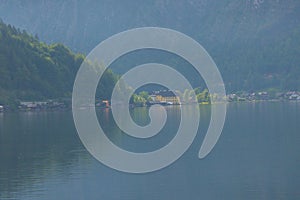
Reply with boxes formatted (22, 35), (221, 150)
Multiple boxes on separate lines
(0, 102), (299, 199)
(99, 106), (182, 152)
(0, 111), (90, 199)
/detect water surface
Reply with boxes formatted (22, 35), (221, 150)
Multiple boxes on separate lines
(0, 102), (299, 199)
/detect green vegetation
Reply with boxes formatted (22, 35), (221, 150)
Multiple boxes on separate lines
(1, 1), (299, 93)
(130, 88), (212, 106)
(180, 88), (211, 103)
(131, 91), (150, 107)
(195, 89), (210, 103)
(1, 8), (299, 109)
(0, 20), (118, 107)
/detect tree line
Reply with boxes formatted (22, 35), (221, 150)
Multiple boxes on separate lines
(0, 20), (118, 108)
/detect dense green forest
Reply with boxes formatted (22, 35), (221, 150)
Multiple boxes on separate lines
(0, 20), (118, 106)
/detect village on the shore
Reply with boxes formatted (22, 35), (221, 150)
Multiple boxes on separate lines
(0, 90), (299, 112)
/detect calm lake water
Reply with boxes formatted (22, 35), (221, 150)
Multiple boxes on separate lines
(0, 102), (299, 200)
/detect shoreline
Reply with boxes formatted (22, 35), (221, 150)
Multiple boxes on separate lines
(1, 99), (299, 113)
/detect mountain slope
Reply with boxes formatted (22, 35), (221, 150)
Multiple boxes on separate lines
(0, 20), (117, 105)
(0, 0), (299, 91)
(0, 0), (299, 51)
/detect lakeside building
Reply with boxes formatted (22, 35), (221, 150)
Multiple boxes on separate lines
(19, 101), (66, 110)
(96, 100), (110, 107)
(226, 90), (300, 102)
(150, 90), (181, 105)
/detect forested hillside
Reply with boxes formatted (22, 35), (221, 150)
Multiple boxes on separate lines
(0, 20), (118, 105)
(0, 0), (299, 92)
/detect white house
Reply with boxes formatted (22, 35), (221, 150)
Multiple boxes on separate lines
(289, 94), (300, 100)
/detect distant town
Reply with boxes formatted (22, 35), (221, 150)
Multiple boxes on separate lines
(0, 90), (299, 112)
(227, 90), (300, 102)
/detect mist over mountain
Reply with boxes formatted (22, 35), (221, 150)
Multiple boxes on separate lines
(0, 0), (299, 92)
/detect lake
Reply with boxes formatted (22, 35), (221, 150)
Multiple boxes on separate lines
(0, 102), (299, 199)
